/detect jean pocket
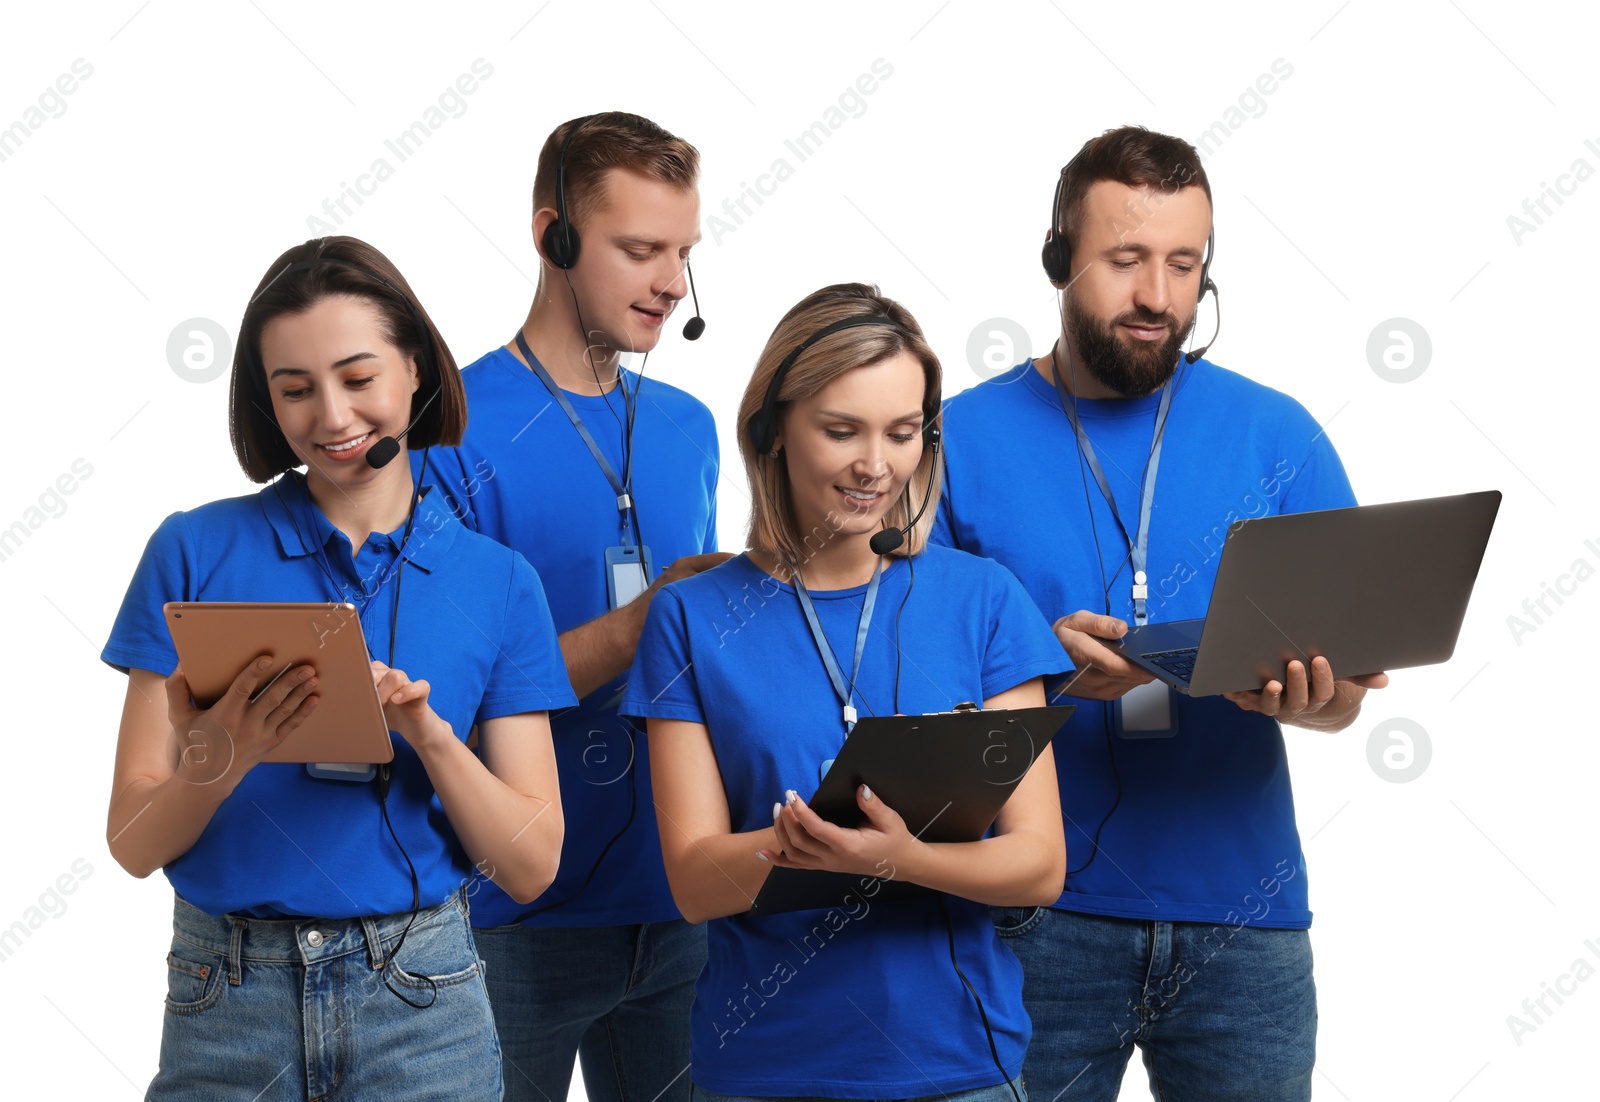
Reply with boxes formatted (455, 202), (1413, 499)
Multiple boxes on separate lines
(389, 917), (484, 992)
(990, 904), (1046, 939)
(391, 957), (483, 992)
(164, 948), (226, 1015)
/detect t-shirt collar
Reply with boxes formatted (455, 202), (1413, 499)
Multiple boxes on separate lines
(1020, 357), (1170, 418)
(496, 343), (641, 412)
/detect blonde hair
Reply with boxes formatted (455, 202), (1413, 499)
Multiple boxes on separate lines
(737, 284), (943, 573)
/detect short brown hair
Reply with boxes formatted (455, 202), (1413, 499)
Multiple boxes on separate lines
(533, 111), (699, 230)
(1055, 126), (1211, 250)
(229, 236), (466, 482)
(737, 284), (944, 570)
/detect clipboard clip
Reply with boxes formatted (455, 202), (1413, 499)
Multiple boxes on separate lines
(902, 702), (981, 725)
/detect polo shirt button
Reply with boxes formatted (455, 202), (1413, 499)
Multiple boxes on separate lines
(306, 930), (325, 948)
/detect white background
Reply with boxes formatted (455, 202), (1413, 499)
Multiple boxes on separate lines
(2, 1), (1595, 1098)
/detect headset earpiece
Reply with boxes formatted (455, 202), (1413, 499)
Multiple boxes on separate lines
(541, 115), (597, 271)
(1041, 233), (1072, 285)
(542, 215), (579, 270)
(1041, 165), (1073, 284)
(746, 413), (776, 456)
(747, 314), (916, 456)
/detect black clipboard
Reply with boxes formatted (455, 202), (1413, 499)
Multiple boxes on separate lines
(748, 702), (1074, 915)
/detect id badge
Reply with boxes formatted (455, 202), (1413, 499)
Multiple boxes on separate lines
(604, 545), (654, 610)
(1115, 680), (1179, 739)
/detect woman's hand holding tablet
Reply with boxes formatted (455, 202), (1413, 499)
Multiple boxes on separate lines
(163, 654), (320, 788)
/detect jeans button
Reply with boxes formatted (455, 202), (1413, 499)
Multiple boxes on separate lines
(306, 930), (325, 948)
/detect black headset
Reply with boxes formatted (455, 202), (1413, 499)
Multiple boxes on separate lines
(1040, 158), (1216, 303)
(746, 309), (941, 557)
(541, 116), (592, 270)
(746, 313), (940, 456)
(541, 115), (705, 339)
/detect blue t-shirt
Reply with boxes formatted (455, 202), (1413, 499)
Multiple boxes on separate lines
(102, 472), (576, 919)
(419, 345), (719, 927)
(621, 548), (1067, 1098)
(932, 359), (1356, 930)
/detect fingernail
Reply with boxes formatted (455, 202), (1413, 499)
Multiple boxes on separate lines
(756, 852), (769, 862)
(773, 802), (782, 821)
(861, 785), (873, 801)
(785, 789), (797, 805)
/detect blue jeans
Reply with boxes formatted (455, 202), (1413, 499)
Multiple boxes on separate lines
(690, 1077), (1027, 1102)
(992, 907), (1315, 1102)
(150, 890), (500, 1101)
(475, 919), (706, 1102)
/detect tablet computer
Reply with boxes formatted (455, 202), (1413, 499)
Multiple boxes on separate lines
(749, 702), (1075, 914)
(163, 602), (395, 765)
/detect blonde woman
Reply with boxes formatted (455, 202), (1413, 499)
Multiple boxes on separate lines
(624, 284), (1066, 1102)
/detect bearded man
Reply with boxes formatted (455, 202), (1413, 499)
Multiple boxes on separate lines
(932, 125), (1386, 1102)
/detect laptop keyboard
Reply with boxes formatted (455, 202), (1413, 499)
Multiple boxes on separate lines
(1142, 647), (1198, 681)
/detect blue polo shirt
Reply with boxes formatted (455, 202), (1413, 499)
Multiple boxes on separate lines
(621, 548), (1067, 1098)
(418, 345), (719, 927)
(102, 471), (576, 919)
(933, 358), (1356, 929)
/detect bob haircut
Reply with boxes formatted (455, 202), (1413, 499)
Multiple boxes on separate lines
(229, 236), (466, 483)
(737, 283), (943, 572)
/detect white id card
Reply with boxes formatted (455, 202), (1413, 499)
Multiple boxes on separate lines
(605, 545), (653, 610)
(1116, 680), (1179, 739)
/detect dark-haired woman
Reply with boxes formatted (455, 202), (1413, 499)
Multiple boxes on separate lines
(102, 237), (573, 1100)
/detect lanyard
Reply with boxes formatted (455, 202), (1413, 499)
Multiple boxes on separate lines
(793, 559), (883, 733)
(1050, 364), (1175, 626)
(515, 331), (638, 547)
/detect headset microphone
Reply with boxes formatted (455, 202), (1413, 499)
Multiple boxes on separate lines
(365, 436), (403, 471)
(867, 500), (918, 555)
(868, 425), (941, 555)
(681, 262), (706, 340)
(366, 384), (443, 470)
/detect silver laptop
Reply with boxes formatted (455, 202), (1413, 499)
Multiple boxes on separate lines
(1110, 490), (1501, 696)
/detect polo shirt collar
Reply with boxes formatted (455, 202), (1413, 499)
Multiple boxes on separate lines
(259, 470), (459, 573)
